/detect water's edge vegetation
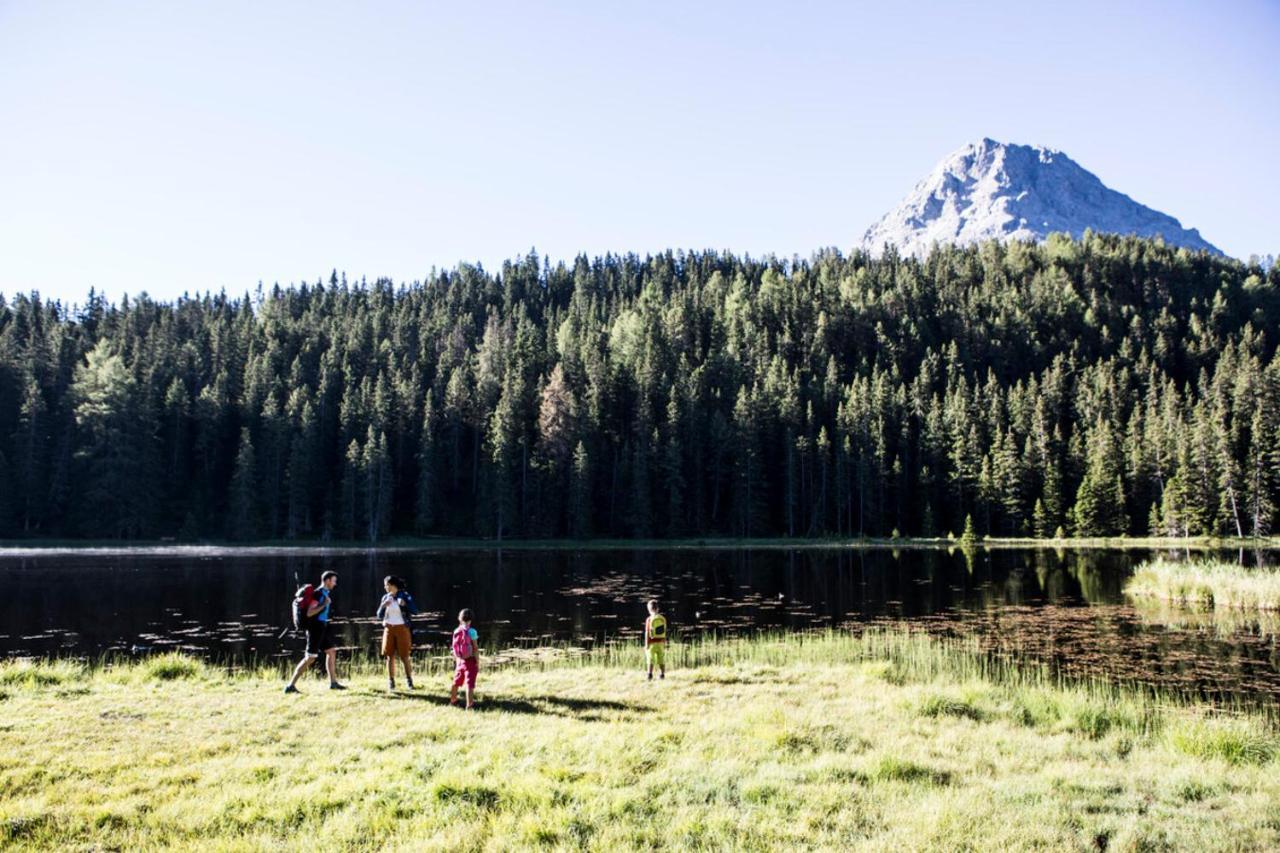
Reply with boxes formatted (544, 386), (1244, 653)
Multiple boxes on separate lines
(2, 630), (1277, 850)
(1126, 558), (1280, 611)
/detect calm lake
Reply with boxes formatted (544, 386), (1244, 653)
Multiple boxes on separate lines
(3, 546), (1279, 703)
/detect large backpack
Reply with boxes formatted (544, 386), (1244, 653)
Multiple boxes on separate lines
(292, 584), (318, 631)
(451, 626), (474, 659)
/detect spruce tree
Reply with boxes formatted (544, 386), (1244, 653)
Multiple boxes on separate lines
(363, 427), (392, 542)
(414, 393), (438, 535)
(1072, 421), (1128, 537)
(228, 427), (259, 541)
(570, 440), (591, 538)
(339, 438), (362, 541)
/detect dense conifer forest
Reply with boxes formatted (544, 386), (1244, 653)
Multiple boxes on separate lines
(0, 233), (1276, 542)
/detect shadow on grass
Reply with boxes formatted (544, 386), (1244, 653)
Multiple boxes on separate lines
(350, 687), (652, 720)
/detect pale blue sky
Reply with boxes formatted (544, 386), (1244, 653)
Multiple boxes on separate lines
(2, 0), (1277, 306)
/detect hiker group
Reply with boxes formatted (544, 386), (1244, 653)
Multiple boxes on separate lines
(283, 571), (669, 706)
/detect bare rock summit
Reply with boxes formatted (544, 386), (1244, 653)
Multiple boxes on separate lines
(860, 138), (1220, 257)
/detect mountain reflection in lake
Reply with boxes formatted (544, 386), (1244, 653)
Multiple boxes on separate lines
(2, 546), (1278, 703)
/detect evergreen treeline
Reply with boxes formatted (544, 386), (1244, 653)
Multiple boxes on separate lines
(1, 233), (1277, 542)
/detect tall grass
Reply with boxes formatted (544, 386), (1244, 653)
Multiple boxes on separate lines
(11, 627), (1272, 724)
(3, 628), (1279, 850)
(1125, 558), (1280, 611)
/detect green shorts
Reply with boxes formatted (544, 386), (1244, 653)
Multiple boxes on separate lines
(646, 644), (666, 668)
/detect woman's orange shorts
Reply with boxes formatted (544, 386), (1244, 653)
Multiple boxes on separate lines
(381, 624), (412, 658)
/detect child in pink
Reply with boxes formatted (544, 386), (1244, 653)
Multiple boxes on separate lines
(449, 608), (479, 709)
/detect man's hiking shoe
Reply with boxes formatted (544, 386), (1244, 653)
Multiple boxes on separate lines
(405, 679), (415, 690)
(283, 685), (299, 694)
(329, 682), (347, 690)
(388, 680), (396, 691)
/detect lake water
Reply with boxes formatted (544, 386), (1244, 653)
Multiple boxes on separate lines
(3, 546), (1278, 704)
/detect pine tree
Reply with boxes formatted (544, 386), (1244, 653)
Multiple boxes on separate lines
(363, 427), (392, 542)
(162, 377), (191, 531)
(662, 391), (685, 537)
(487, 377), (521, 541)
(992, 428), (1024, 534)
(339, 438), (362, 541)
(414, 393), (438, 535)
(15, 372), (47, 533)
(286, 399), (318, 538)
(1245, 407), (1276, 536)
(1072, 420), (1128, 537)
(570, 440), (591, 538)
(228, 427), (259, 541)
(535, 364), (576, 534)
(70, 344), (157, 538)
(0, 449), (13, 537)
(732, 387), (765, 537)
(1032, 498), (1050, 538)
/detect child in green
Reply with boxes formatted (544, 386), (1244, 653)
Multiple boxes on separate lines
(644, 599), (667, 680)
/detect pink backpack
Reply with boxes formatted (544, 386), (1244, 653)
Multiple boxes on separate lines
(452, 626), (474, 659)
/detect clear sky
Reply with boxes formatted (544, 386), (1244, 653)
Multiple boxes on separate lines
(2, 0), (1277, 306)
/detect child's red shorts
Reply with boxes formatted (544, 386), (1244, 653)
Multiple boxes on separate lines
(452, 657), (478, 689)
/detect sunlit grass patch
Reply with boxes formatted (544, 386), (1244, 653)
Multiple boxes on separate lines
(0, 658), (84, 689)
(861, 755), (951, 786)
(1006, 686), (1154, 739)
(915, 686), (988, 721)
(136, 652), (209, 682)
(1126, 559), (1280, 611)
(1166, 716), (1277, 765)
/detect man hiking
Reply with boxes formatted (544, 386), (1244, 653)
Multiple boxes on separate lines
(284, 570), (346, 693)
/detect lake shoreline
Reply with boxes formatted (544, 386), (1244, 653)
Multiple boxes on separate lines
(3, 534), (1278, 557)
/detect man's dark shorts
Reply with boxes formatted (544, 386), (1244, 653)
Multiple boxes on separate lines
(305, 621), (336, 656)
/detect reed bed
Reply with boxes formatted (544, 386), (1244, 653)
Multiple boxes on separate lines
(1125, 558), (1280, 611)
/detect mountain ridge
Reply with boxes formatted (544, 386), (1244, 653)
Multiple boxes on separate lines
(860, 138), (1221, 257)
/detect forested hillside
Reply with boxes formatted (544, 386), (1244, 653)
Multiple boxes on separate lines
(1, 233), (1276, 541)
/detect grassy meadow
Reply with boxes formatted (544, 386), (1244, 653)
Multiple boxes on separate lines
(2, 631), (1279, 851)
(1125, 558), (1280, 611)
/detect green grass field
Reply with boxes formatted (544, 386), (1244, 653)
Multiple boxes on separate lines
(2, 632), (1279, 851)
